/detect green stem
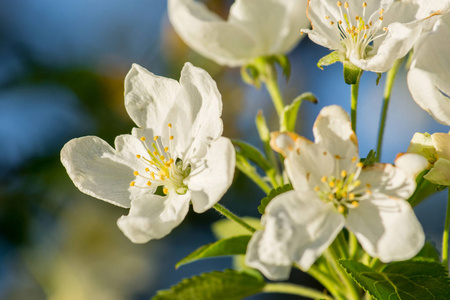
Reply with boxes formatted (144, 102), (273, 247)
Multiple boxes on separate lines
(375, 59), (402, 161)
(350, 73), (361, 132)
(442, 189), (450, 268)
(327, 247), (360, 300)
(263, 283), (334, 300)
(349, 232), (359, 259)
(263, 64), (285, 119)
(307, 266), (345, 300)
(235, 158), (272, 194)
(213, 203), (256, 233)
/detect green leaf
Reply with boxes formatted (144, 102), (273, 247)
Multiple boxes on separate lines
(153, 269), (266, 300)
(176, 235), (251, 269)
(258, 184), (293, 214)
(212, 217), (261, 240)
(281, 92), (318, 132)
(343, 61), (362, 85)
(317, 51), (342, 70)
(232, 140), (273, 172)
(339, 259), (450, 300)
(415, 242), (440, 262)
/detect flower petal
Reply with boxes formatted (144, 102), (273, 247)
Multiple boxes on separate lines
(117, 192), (191, 243)
(313, 105), (358, 165)
(432, 132), (450, 160)
(358, 163), (416, 199)
(61, 136), (135, 208)
(188, 137), (235, 213)
(246, 190), (345, 279)
(346, 197), (425, 262)
(124, 64), (179, 131)
(168, 0), (258, 67)
(394, 153), (429, 179)
(424, 158), (450, 185)
(407, 14), (450, 125)
(166, 63), (224, 159)
(407, 132), (437, 163)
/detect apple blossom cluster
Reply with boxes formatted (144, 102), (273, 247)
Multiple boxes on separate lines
(61, 0), (450, 299)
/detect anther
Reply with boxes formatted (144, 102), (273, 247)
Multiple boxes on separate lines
(330, 21), (334, 25)
(337, 1), (342, 7)
(147, 181), (152, 186)
(366, 183), (371, 188)
(153, 151), (158, 156)
(366, 189), (372, 195)
(325, 16), (330, 19)
(164, 147), (169, 152)
(154, 136), (159, 141)
(362, 2), (367, 7)
(344, 2), (349, 8)
(321, 176), (328, 182)
(379, 16), (384, 21)
(329, 181), (336, 188)
(314, 186), (320, 192)
(379, 9), (384, 14)
(352, 201), (359, 207)
(353, 180), (361, 187)
(328, 194), (334, 200)
(145, 168), (150, 172)
(136, 154), (141, 158)
(341, 170), (347, 178)
(357, 162), (364, 168)
(168, 123), (172, 128)
(338, 205), (345, 213)
(383, 27), (388, 31)
(163, 188), (169, 194)
(349, 193), (355, 200)
(133, 171), (139, 176)
(130, 181), (135, 187)
(160, 155), (165, 161)
(140, 136), (146, 141)
(170, 136), (174, 140)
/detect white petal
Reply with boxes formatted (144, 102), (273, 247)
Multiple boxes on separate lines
(346, 197), (425, 262)
(168, 0), (258, 67)
(117, 192), (190, 243)
(313, 105), (358, 165)
(424, 158), (450, 185)
(394, 153), (429, 179)
(245, 230), (293, 281)
(246, 190), (345, 278)
(124, 64), (179, 131)
(351, 22), (422, 73)
(407, 132), (437, 162)
(407, 13), (450, 125)
(61, 136), (134, 208)
(229, 0), (309, 55)
(432, 132), (450, 160)
(358, 163), (416, 199)
(188, 137), (235, 213)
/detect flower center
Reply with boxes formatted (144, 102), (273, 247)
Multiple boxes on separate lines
(130, 123), (191, 195)
(326, 1), (388, 59)
(314, 156), (370, 214)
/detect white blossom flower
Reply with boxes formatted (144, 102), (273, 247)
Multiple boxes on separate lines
(407, 132), (450, 185)
(167, 0), (310, 67)
(407, 12), (450, 125)
(302, 0), (440, 73)
(246, 105), (424, 280)
(61, 63), (235, 243)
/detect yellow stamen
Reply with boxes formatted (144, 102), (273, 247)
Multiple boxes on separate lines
(170, 136), (174, 140)
(168, 123), (172, 128)
(140, 136), (146, 141)
(150, 172), (155, 180)
(366, 189), (372, 195)
(164, 147), (169, 152)
(154, 136), (159, 141)
(147, 181), (152, 186)
(349, 193), (355, 200)
(145, 168), (150, 172)
(338, 206), (345, 213)
(341, 170), (347, 178)
(329, 181), (335, 188)
(314, 186), (320, 192)
(160, 155), (165, 161)
(344, 2), (349, 8)
(321, 176), (328, 182)
(153, 151), (158, 156)
(328, 194), (334, 201)
(337, 1), (342, 7)
(379, 9), (384, 14)
(163, 188), (169, 194)
(136, 154), (141, 158)
(357, 162), (364, 168)
(379, 16), (384, 21)
(133, 171), (139, 176)
(130, 181), (135, 187)
(353, 180), (361, 187)
(366, 183), (371, 188)
(352, 201), (359, 207)
(362, 2), (367, 7)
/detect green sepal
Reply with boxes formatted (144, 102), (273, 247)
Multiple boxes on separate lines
(339, 259), (450, 300)
(241, 64), (261, 88)
(343, 61), (362, 85)
(408, 169), (444, 207)
(281, 92), (318, 132)
(152, 269), (266, 300)
(232, 140), (273, 173)
(361, 149), (377, 167)
(176, 235), (252, 269)
(267, 54), (291, 81)
(258, 184), (293, 214)
(317, 51), (341, 70)
(376, 73), (382, 85)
